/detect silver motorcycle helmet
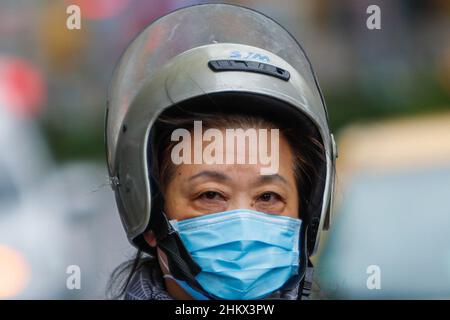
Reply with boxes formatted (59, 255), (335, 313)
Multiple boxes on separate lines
(106, 3), (337, 297)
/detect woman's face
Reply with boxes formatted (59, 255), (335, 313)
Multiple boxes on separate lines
(145, 125), (301, 299)
(163, 128), (300, 220)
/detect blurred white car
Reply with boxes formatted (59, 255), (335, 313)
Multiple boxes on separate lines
(315, 113), (450, 299)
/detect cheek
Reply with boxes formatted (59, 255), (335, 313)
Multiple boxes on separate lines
(162, 189), (179, 220)
(286, 200), (300, 218)
(162, 168), (188, 220)
(278, 140), (300, 218)
(277, 177), (300, 218)
(284, 182), (300, 218)
(163, 192), (176, 218)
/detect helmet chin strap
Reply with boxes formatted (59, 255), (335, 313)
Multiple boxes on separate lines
(151, 210), (219, 299)
(301, 259), (314, 298)
(297, 223), (314, 300)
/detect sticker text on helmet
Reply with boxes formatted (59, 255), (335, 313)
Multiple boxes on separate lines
(229, 50), (270, 63)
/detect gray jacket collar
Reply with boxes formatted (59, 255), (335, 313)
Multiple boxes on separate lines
(125, 262), (302, 300)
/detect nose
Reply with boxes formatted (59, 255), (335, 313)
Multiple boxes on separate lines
(227, 193), (255, 211)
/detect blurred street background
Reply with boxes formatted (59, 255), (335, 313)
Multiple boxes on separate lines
(0, 0), (449, 299)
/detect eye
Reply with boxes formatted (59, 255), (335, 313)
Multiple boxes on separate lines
(254, 191), (286, 214)
(199, 191), (224, 201)
(258, 192), (281, 202)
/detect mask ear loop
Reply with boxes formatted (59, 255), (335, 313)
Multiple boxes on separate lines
(159, 252), (176, 281)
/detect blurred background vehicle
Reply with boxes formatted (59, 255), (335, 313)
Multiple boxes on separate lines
(315, 113), (450, 299)
(0, 0), (449, 299)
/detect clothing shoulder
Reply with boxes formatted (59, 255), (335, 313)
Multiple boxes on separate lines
(124, 260), (173, 300)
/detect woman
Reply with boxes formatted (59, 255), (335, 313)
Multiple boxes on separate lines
(105, 4), (336, 300)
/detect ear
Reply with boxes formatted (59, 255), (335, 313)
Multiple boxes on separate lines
(143, 230), (157, 247)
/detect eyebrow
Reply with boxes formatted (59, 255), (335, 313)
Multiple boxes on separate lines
(254, 174), (289, 187)
(188, 170), (230, 182)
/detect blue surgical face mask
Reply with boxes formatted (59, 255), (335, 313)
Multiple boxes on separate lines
(167, 209), (302, 300)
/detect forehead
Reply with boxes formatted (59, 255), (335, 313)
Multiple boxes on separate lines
(173, 136), (295, 178)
